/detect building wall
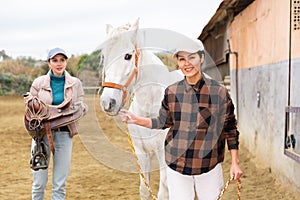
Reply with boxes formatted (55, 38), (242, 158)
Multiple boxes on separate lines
(229, 0), (300, 192)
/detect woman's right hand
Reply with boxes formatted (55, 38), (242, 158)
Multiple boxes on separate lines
(119, 109), (137, 124)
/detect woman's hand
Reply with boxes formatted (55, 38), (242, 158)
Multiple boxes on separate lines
(119, 109), (137, 124)
(229, 149), (243, 181)
(230, 162), (243, 181)
(23, 92), (33, 104)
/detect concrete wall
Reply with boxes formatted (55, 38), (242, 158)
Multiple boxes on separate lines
(228, 0), (300, 192)
(231, 61), (300, 191)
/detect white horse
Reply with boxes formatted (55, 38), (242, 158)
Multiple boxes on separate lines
(100, 19), (183, 200)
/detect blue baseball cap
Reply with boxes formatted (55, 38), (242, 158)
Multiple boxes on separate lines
(47, 47), (68, 61)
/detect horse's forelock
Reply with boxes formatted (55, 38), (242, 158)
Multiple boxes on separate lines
(102, 22), (138, 71)
(107, 23), (131, 38)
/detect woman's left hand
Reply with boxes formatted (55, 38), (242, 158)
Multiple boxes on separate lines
(230, 163), (243, 181)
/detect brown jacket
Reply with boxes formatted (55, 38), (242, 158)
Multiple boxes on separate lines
(30, 70), (88, 137)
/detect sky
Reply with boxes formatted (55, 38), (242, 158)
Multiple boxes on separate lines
(1, 0), (222, 60)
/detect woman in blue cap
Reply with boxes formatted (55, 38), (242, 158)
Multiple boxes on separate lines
(24, 47), (87, 200)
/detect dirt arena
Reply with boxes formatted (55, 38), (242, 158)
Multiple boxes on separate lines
(0, 95), (299, 200)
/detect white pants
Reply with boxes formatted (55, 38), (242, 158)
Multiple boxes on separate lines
(166, 163), (224, 200)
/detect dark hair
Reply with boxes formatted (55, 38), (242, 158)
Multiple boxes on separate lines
(197, 50), (205, 57)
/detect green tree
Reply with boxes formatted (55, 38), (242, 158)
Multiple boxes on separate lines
(0, 73), (12, 95)
(13, 74), (32, 95)
(156, 53), (178, 71)
(66, 55), (80, 77)
(78, 49), (102, 71)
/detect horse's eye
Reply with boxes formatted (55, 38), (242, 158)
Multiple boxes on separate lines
(124, 54), (132, 60)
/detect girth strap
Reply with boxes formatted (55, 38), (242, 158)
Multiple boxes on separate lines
(44, 122), (55, 154)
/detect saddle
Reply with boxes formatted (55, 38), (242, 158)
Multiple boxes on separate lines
(24, 96), (85, 170)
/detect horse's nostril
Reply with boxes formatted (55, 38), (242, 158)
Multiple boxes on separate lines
(102, 98), (117, 112)
(109, 99), (116, 109)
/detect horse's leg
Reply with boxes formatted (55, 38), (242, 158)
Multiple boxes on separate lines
(137, 151), (152, 200)
(156, 147), (169, 200)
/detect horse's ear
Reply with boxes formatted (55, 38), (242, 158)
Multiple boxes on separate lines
(131, 18), (140, 32)
(106, 24), (114, 35)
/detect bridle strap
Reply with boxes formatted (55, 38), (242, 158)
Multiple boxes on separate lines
(102, 82), (125, 91)
(135, 48), (140, 68)
(102, 49), (140, 104)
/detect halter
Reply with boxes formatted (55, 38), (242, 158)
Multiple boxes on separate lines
(102, 48), (140, 105)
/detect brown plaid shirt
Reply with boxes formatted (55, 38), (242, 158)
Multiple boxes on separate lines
(151, 75), (239, 175)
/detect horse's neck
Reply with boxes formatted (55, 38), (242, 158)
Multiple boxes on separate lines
(136, 50), (183, 87)
(130, 84), (165, 117)
(130, 51), (163, 117)
(139, 50), (164, 66)
(130, 51), (183, 117)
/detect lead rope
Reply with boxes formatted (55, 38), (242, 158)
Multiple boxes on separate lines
(217, 176), (241, 200)
(126, 48), (157, 200)
(126, 124), (157, 200)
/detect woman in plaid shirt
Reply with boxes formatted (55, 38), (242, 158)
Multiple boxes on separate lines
(120, 39), (243, 200)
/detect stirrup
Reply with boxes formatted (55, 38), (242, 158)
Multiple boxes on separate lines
(30, 141), (49, 171)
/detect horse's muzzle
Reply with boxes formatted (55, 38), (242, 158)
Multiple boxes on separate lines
(101, 98), (117, 113)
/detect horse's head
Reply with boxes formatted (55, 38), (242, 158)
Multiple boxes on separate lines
(100, 19), (140, 116)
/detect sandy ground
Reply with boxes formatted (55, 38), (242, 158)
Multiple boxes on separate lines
(0, 95), (299, 200)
